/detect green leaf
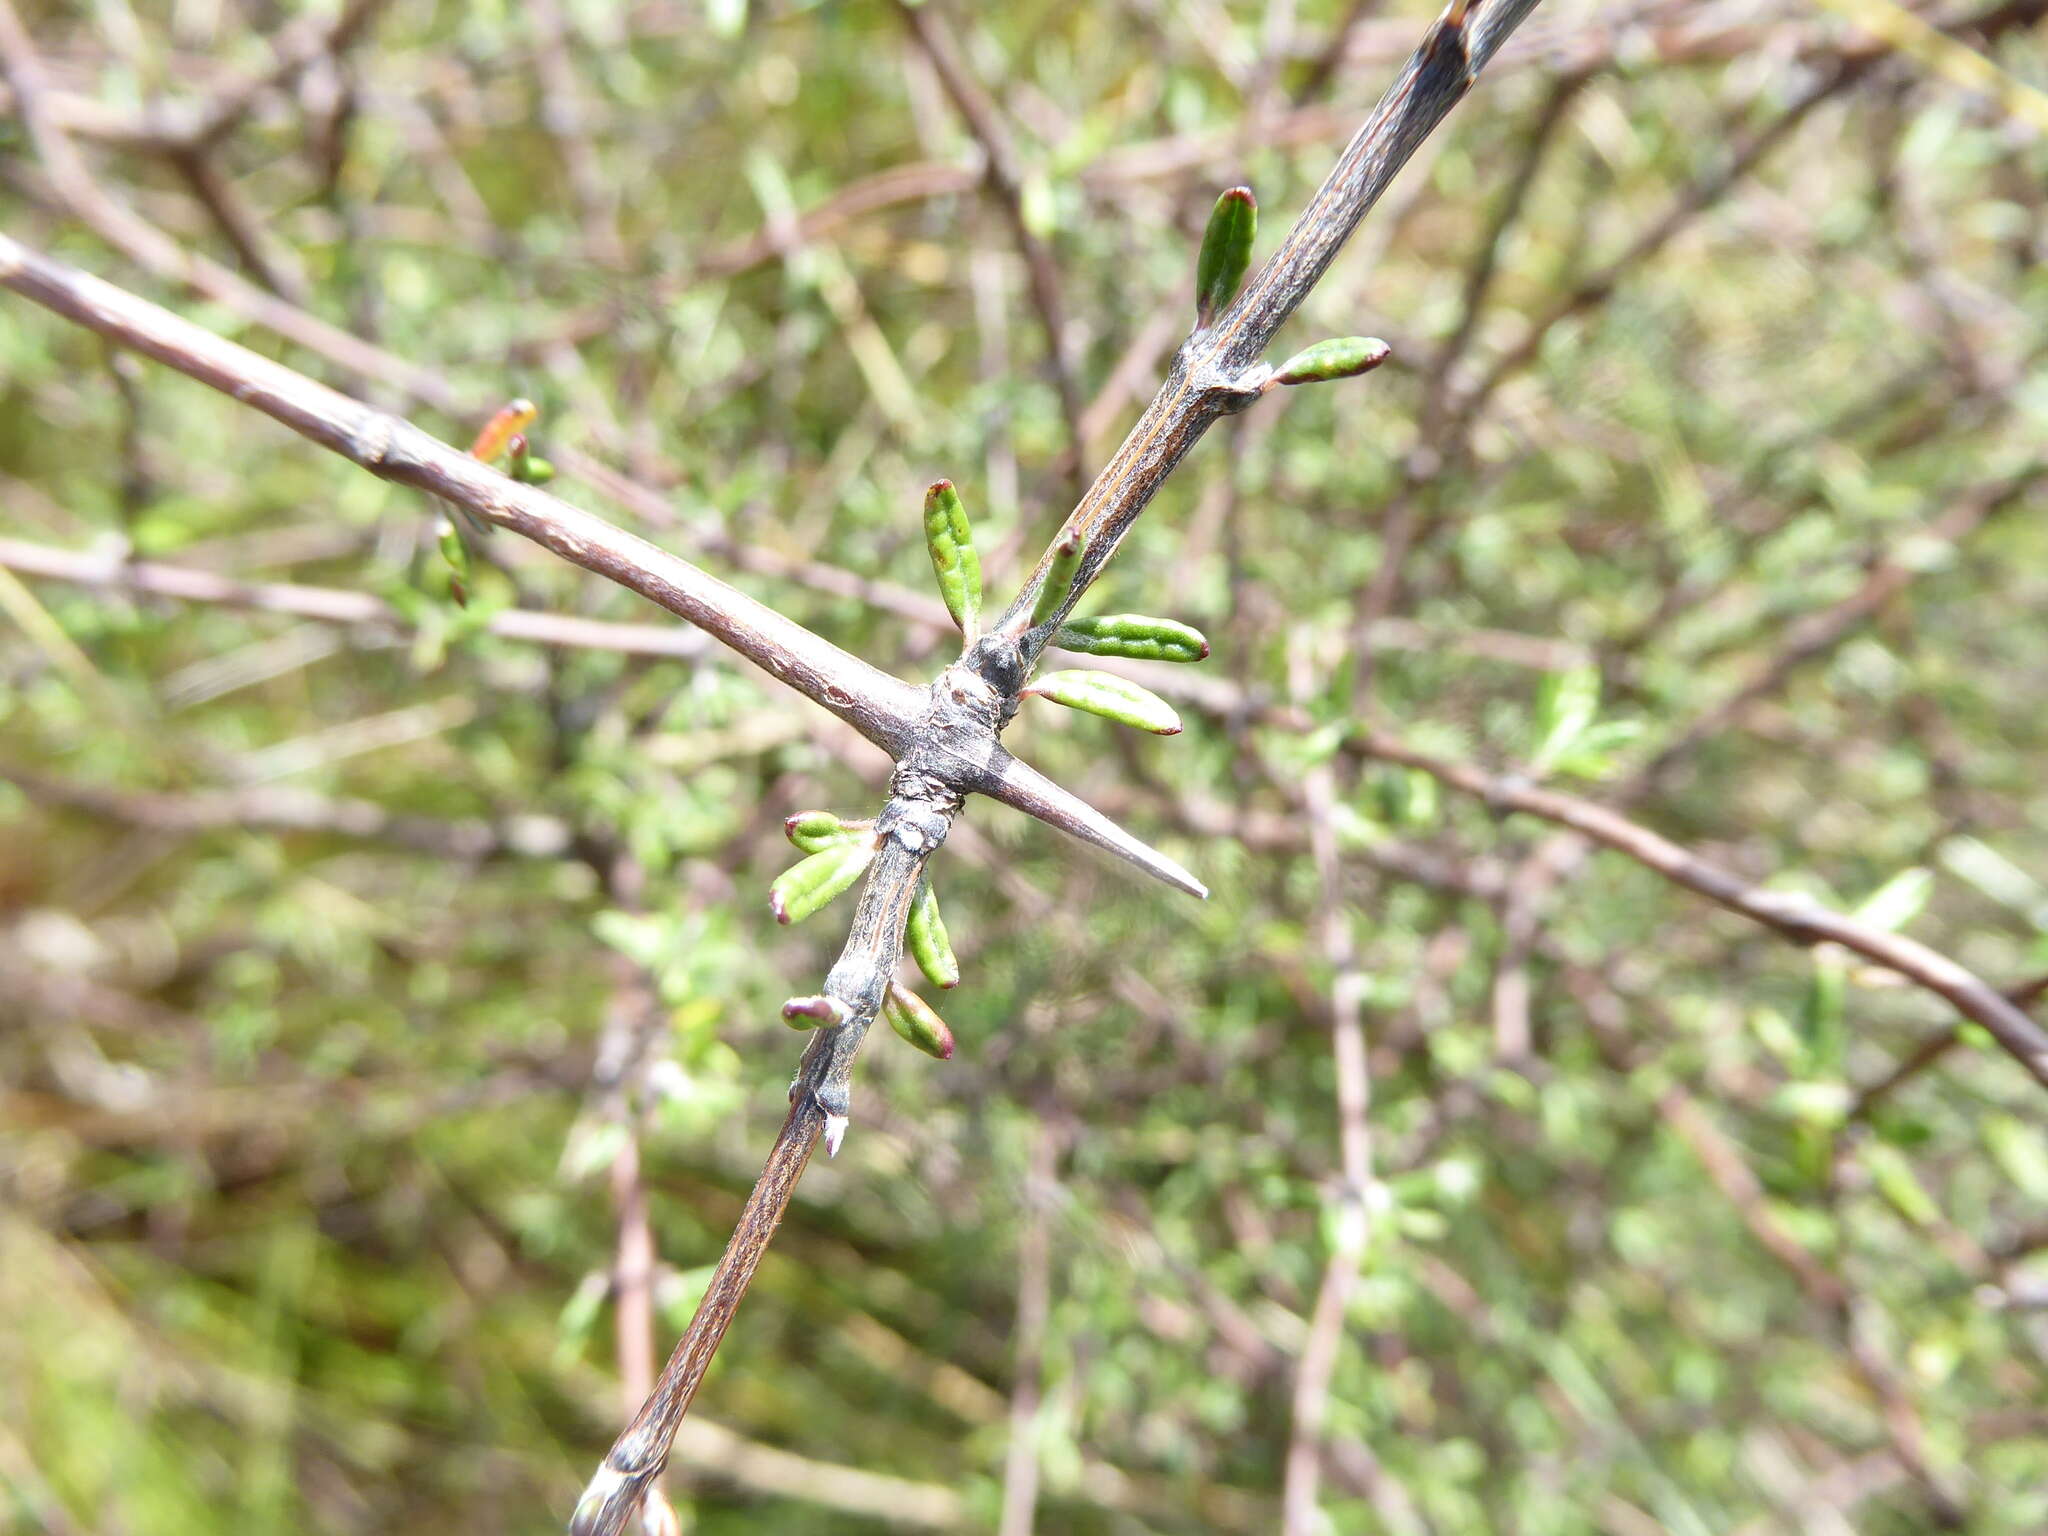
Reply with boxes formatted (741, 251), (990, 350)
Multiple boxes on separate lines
(783, 809), (869, 854)
(906, 878), (959, 990)
(884, 982), (955, 1060)
(1054, 614), (1209, 664)
(1025, 669), (1182, 734)
(1195, 186), (1256, 327)
(1982, 1113), (2048, 1202)
(1029, 528), (1087, 629)
(1531, 666), (1601, 772)
(1852, 867), (1933, 933)
(1863, 1143), (1940, 1227)
(1270, 336), (1391, 386)
(922, 479), (982, 636)
(435, 513), (471, 608)
(769, 841), (874, 925)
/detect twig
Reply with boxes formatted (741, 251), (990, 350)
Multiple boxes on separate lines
(1280, 630), (1380, 1535)
(893, 0), (1087, 503)
(1349, 728), (2048, 1091)
(0, 534), (714, 662)
(994, 0), (1544, 650)
(996, 1121), (1059, 1536)
(1, 3), (1552, 1529)
(0, 237), (927, 755)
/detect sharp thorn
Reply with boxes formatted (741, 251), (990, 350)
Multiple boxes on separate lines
(973, 747), (1208, 900)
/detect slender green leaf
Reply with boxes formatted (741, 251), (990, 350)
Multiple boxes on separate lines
(922, 479), (982, 636)
(906, 878), (959, 990)
(784, 810), (869, 854)
(769, 841), (874, 925)
(1270, 336), (1391, 386)
(1025, 669), (1182, 734)
(1029, 529), (1087, 629)
(1195, 186), (1256, 327)
(884, 983), (955, 1060)
(1054, 614), (1209, 664)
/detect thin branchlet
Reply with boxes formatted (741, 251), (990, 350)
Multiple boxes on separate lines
(994, 0), (1543, 651)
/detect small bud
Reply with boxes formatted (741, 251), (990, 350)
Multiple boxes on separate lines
(1054, 613), (1210, 664)
(884, 982), (955, 1060)
(1195, 186), (1257, 328)
(823, 1112), (850, 1157)
(469, 398), (538, 464)
(782, 994), (850, 1028)
(1029, 528), (1088, 630)
(1023, 669), (1183, 735)
(906, 878), (960, 990)
(517, 455), (556, 484)
(769, 840), (875, 925)
(923, 479), (983, 638)
(1269, 336), (1392, 388)
(783, 809), (871, 854)
(436, 512), (471, 609)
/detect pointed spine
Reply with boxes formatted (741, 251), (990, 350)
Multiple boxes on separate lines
(974, 747), (1207, 899)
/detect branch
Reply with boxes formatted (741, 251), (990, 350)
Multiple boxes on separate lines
(0, 235), (928, 757)
(1350, 729), (2048, 1092)
(0, 534), (714, 662)
(991, 0), (1542, 648)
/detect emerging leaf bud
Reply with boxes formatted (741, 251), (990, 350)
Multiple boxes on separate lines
(469, 398), (538, 464)
(782, 994), (850, 1028)
(923, 479), (983, 639)
(1195, 186), (1257, 328)
(1269, 336), (1392, 388)
(906, 878), (960, 990)
(506, 434), (557, 485)
(1029, 528), (1088, 630)
(884, 982), (955, 1060)
(783, 810), (872, 854)
(769, 840), (875, 925)
(1054, 614), (1209, 664)
(1023, 669), (1183, 735)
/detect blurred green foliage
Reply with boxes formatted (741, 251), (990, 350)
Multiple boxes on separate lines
(3, 1), (2047, 1533)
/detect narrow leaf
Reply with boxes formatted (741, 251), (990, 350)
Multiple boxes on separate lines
(1271, 336), (1392, 387)
(769, 840), (875, 925)
(906, 878), (960, 990)
(1852, 868), (1933, 934)
(784, 810), (870, 854)
(1025, 669), (1183, 735)
(922, 479), (982, 636)
(1055, 613), (1209, 664)
(469, 398), (537, 464)
(884, 982), (955, 1060)
(1029, 528), (1087, 630)
(1195, 186), (1256, 328)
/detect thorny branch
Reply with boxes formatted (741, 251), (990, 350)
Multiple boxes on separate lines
(1, 1), (1547, 1527)
(25, 0), (2042, 1531)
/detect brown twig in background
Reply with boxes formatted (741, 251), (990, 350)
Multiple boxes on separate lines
(1349, 728), (2048, 1091)
(893, 0), (1087, 504)
(1280, 628), (1384, 1535)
